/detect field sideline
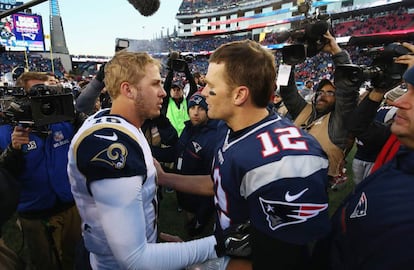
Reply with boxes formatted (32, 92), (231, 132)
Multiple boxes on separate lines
(2, 146), (356, 262)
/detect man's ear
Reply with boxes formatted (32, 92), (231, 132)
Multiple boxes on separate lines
(120, 82), (133, 98)
(233, 86), (249, 106)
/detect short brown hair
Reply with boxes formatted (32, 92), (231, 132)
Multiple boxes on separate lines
(15, 72), (48, 90)
(209, 40), (276, 108)
(104, 50), (160, 99)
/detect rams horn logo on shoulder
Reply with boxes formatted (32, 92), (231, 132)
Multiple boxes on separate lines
(91, 143), (128, 169)
(259, 197), (327, 230)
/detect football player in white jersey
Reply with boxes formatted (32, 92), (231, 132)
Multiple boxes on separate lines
(67, 50), (222, 270)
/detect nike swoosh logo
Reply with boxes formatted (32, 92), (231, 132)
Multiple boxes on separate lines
(94, 132), (118, 141)
(285, 188), (309, 202)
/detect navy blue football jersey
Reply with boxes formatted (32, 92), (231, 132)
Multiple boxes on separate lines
(213, 113), (330, 245)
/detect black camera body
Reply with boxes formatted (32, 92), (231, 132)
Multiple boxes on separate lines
(167, 50), (193, 72)
(279, 0), (331, 65)
(281, 14), (331, 65)
(335, 43), (410, 90)
(0, 84), (75, 127)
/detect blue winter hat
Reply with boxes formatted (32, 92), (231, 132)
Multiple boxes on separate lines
(403, 66), (414, 86)
(188, 93), (208, 111)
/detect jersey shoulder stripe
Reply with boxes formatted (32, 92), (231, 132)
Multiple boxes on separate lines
(71, 114), (147, 183)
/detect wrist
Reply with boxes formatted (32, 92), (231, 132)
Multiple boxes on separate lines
(9, 144), (21, 152)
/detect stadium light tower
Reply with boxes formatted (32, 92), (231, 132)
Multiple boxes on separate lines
(49, 0), (69, 54)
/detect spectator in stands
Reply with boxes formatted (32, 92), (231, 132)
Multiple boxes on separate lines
(183, 71), (206, 97)
(46, 73), (59, 85)
(270, 88), (291, 119)
(162, 55), (198, 136)
(154, 93), (218, 238)
(0, 71), (83, 270)
(299, 80), (314, 102)
(280, 30), (360, 189)
(323, 64), (414, 270)
(157, 39), (330, 270)
(194, 71), (206, 89)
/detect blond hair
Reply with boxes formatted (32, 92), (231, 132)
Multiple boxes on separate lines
(104, 50), (160, 99)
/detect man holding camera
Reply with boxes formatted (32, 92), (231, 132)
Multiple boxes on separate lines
(320, 56), (414, 270)
(0, 71), (82, 270)
(280, 30), (360, 189)
(162, 51), (199, 137)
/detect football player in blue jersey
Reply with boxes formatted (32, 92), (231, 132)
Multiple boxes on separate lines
(156, 40), (331, 270)
(67, 50), (228, 270)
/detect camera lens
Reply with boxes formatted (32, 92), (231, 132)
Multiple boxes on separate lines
(40, 100), (55, 115)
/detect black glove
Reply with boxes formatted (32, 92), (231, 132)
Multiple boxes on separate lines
(95, 63), (106, 83)
(215, 221), (252, 258)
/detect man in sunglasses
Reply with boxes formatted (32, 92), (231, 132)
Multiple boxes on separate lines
(280, 30), (360, 189)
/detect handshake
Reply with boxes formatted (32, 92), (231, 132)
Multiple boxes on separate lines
(215, 221), (252, 258)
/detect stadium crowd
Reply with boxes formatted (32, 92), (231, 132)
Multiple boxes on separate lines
(1, 3), (414, 270)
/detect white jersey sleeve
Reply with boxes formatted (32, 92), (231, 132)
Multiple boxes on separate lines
(91, 176), (218, 270)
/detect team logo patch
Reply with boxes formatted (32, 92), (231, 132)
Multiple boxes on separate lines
(259, 197), (327, 230)
(54, 131), (64, 141)
(350, 192), (367, 218)
(91, 143), (128, 169)
(192, 141), (202, 153)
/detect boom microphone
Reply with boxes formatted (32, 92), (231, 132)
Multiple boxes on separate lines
(127, 0), (160, 17)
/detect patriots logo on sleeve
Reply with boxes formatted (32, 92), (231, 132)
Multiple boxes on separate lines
(259, 197), (328, 230)
(91, 142), (128, 169)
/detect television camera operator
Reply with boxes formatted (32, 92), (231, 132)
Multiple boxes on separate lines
(0, 71), (86, 270)
(162, 50), (199, 136)
(279, 30), (360, 190)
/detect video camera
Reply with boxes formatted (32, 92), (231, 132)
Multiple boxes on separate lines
(167, 50), (193, 72)
(335, 43), (410, 90)
(280, 0), (332, 65)
(0, 84), (75, 127)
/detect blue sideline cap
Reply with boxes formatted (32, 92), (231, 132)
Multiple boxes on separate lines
(403, 66), (414, 86)
(188, 93), (208, 111)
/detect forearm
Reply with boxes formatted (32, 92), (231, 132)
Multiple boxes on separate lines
(160, 172), (214, 196)
(75, 79), (105, 114)
(280, 69), (307, 119)
(344, 92), (382, 134)
(92, 177), (217, 270)
(185, 65), (198, 99)
(332, 50), (351, 65)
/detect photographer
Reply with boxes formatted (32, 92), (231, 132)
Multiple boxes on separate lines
(0, 71), (82, 270)
(162, 51), (199, 136)
(345, 85), (405, 184)
(280, 30), (360, 188)
(318, 63), (414, 270)
(344, 42), (414, 179)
